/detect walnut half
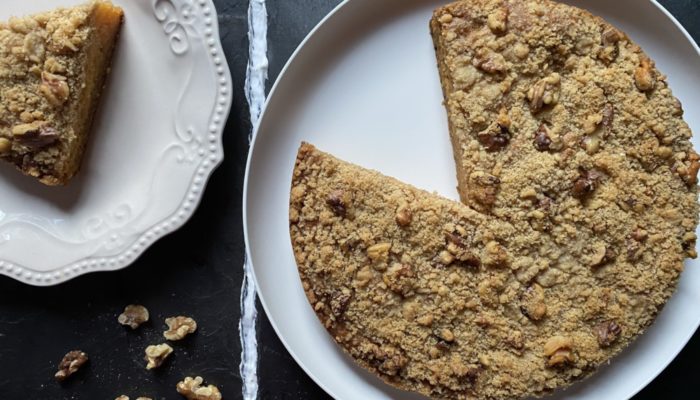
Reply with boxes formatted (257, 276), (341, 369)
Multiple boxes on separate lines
(176, 376), (222, 400)
(55, 350), (88, 381)
(164, 316), (198, 341)
(145, 343), (173, 370)
(118, 304), (150, 329)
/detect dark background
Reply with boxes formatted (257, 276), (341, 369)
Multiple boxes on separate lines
(0, 0), (698, 399)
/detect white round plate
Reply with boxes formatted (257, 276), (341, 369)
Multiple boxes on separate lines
(0, 0), (230, 286)
(245, 0), (700, 399)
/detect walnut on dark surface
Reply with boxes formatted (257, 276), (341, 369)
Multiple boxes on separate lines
(145, 343), (173, 370)
(163, 316), (198, 341)
(118, 304), (150, 329)
(115, 397), (153, 400)
(54, 350), (88, 381)
(176, 376), (222, 400)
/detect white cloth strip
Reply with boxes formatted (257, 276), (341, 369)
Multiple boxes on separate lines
(241, 0), (268, 399)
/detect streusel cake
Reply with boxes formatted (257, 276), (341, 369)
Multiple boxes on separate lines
(0, 1), (123, 185)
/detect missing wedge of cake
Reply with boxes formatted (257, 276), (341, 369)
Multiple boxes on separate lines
(289, 142), (695, 399)
(0, 1), (123, 185)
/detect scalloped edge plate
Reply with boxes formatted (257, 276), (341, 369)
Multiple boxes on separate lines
(0, 0), (231, 286)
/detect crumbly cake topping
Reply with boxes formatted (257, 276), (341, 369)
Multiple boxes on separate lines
(291, 1), (698, 398)
(430, 0), (698, 264)
(0, 2), (99, 180)
(291, 141), (695, 400)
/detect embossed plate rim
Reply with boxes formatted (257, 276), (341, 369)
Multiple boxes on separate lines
(0, 0), (231, 286)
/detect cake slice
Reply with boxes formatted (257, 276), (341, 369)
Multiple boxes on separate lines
(0, 1), (123, 185)
(290, 143), (694, 399)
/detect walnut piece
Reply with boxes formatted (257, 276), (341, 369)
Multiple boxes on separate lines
(118, 304), (150, 329)
(367, 242), (391, 263)
(326, 189), (348, 217)
(55, 350), (88, 381)
(520, 283), (546, 321)
(395, 206), (412, 227)
(12, 121), (59, 149)
(176, 376), (222, 400)
(600, 103), (615, 137)
(145, 343), (173, 370)
(682, 232), (698, 259)
(330, 289), (352, 317)
(446, 231), (481, 267)
(543, 336), (574, 367)
(678, 151), (700, 186)
(383, 263), (415, 297)
(634, 58), (656, 91)
(164, 316), (198, 341)
(598, 27), (622, 63)
(476, 50), (507, 74)
(596, 320), (622, 347)
(371, 344), (407, 376)
(527, 74), (561, 113)
(477, 121), (510, 152)
(533, 124), (552, 151)
(572, 169), (603, 199)
(468, 171), (500, 207)
(40, 71), (70, 106)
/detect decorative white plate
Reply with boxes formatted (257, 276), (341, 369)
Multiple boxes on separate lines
(244, 0), (700, 399)
(0, 0), (230, 286)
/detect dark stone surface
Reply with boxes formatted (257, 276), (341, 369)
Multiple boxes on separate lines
(0, 0), (697, 399)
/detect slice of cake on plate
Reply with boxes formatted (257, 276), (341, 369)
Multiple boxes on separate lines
(0, 1), (123, 185)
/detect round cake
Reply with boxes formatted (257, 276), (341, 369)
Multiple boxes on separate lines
(289, 0), (699, 398)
